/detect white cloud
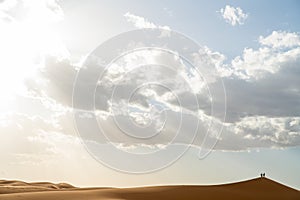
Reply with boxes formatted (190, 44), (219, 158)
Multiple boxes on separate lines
(220, 31), (300, 80)
(259, 31), (300, 49)
(192, 46), (227, 83)
(219, 5), (248, 26)
(217, 116), (300, 150)
(231, 47), (279, 80)
(0, 0), (17, 11)
(124, 12), (170, 30)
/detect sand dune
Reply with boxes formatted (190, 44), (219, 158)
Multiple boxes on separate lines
(0, 180), (75, 194)
(0, 177), (299, 200)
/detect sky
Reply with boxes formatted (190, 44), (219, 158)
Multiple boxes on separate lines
(0, 0), (300, 190)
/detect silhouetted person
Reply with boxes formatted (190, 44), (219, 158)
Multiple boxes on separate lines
(263, 173), (265, 177)
(260, 173), (262, 178)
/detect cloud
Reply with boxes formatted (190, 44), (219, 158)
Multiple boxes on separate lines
(230, 46), (300, 80)
(218, 71), (300, 123)
(24, 29), (300, 151)
(219, 5), (248, 26)
(0, 113), (62, 154)
(2, 4), (299, 154)
(216, 116), (300, 150)
(124, 12), (170, 30)
(26, 56), (77, 107)
(0, 0), (79, 164)
(208, 31), (300, 123)
(218, 31), (300, 81)
(0, 0), (17, 12)
(0, 0), (68, 109)
(0, 111), (87, 166)
(259, 31), (300, 49)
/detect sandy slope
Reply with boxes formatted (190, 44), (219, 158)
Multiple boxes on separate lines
(0, 180), (75, 194)
(0, 178), (299, 200)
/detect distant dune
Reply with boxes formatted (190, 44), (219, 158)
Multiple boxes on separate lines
(0, 177), (299, 200)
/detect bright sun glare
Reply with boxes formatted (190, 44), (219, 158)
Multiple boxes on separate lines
(0, 0), (68, 108)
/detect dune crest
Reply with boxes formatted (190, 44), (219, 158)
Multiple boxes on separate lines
(0, 180), (74, 194)
(0, 177), (299, 200)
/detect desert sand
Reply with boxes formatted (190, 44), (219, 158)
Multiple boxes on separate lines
(0, 177), (299, 200)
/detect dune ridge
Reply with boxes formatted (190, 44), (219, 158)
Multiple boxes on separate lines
(0, 180), (75, 194)
(0, 177), (299, 200)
